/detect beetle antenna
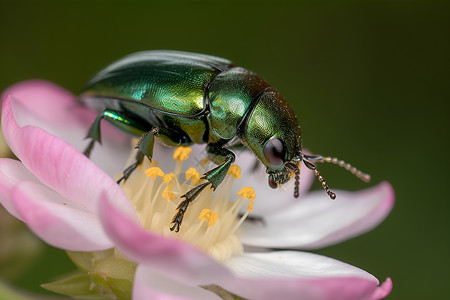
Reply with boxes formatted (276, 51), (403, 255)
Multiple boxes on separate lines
(302, 154), (371, 183)
(286, 162), (300, 198)
(302, 159), (336, 200)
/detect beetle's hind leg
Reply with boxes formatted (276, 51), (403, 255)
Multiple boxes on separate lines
(83, 109), (159, 183)
(83, 113), (104, 158)
(170, 144), (235, 232)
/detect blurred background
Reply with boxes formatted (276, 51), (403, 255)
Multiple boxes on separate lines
(0, 0), (448, 299)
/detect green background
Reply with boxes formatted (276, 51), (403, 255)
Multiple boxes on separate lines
(0, 0), (448, 299)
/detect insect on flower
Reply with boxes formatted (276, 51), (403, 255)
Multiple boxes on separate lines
(81, 50), (371, 232)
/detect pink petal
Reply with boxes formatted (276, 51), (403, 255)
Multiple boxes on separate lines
(2, 81), (131, 177)
(99, 194), (231, 286)
(231, 150), (315, 215)
(2, 95), (136, 218)
(11, 181), (113, 251)
(0, 158), (40, 218)
(240, 181), (395, 249)
(370, 277), (392, 300)
(221, 251), (390, 300)
(133, 266), (220, 300)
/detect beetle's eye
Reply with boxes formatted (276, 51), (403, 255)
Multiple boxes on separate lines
(268, 175), (278, 189)
(263, 138), (285, 168)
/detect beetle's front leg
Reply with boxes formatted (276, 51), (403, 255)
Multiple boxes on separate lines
(170, 144), (235, 232)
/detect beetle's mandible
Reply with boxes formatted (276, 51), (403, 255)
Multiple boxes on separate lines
(80, 50), (371, 232)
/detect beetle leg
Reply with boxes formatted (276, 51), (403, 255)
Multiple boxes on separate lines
(117, 128), (159, 184)
(83, 113), (104, 157)
(83, 109), (149, 157)
(201, 145), (235, 190)
(117, 151), (145, 184)
(170, 145), (235, 232)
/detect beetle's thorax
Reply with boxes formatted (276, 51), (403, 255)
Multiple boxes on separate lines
(205, 67), (271, 144)
(240, 87), (302, 169)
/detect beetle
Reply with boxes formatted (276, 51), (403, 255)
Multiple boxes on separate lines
(80, 50), (370, 232)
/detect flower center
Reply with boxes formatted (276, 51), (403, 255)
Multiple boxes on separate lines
(119, 146), (255, 261)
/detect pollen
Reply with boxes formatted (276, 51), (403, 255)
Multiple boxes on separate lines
(173, 146), (192, 161)
(198, 209), (219, 227)
(227, 164), (241, 179)
(247, 199), (254, 212)
(122, 150), (250, 262)
(209, 212), (219, 227)
(198, 208), (212, 221)
(237, 187), (256, 200)
(145, 167), (164, 178)
(185, 167), (201, 185)
(163, 172), (175, 183)
(162, 183), (177, 201)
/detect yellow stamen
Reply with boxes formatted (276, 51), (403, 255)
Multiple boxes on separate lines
(198, 209), (219, 227)
(162, 183), (177, 201)
(185, 167), (201, 185)
(227, 164), (241, 179)
(163, 172), (175, 183)
(145, 167), (164, 179)
(173, 146), (192, 161)
(247, 199), (254, 212)
(237, 187), (256, 200)
(209, 212), (219, 227)
(198, 208), (212, 221)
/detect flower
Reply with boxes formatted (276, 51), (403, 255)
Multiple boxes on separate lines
(0, 80), (394, 300)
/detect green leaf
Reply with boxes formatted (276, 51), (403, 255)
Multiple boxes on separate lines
(91, 256), (137, 300)
(41, 271), (104, 298)
(66, 249), (114, 273)
(0, 281), (31, 300)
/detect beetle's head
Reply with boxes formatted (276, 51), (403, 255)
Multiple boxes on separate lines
(241, 87), (372, 199)
(241, 87), (304, 197)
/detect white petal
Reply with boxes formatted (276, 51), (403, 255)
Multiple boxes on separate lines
(133, 266), (221, 300)
(220, 251), (386, 300)
(240, 182), (395, 249)
(231, 150), (315, 215)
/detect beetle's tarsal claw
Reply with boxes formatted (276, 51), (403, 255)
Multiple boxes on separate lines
(83, 140), (96, 158)
(117, 151), (145, 185)
(170, 182), (211, 232)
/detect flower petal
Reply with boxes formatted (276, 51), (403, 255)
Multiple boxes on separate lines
(1, 81), (131, 177)
(221, 251), (390, 300)
(231, 150), (315, 215)
(0, 158), (40, 218)
(240, 181), (395, 249)
(133, 266), (220, 300)
(2, 95), (136, 218)
(11, 181), (113, 251)
(99, 193), (231, 286)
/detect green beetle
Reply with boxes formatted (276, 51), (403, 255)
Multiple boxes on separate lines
(81, 50), (370, 232)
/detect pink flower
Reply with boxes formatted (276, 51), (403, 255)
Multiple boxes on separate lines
(0, 81), (394, 300)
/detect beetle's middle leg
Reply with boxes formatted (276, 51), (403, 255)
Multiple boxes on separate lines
(170, 144), (235, 232)
(117, 128), (159, 184)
